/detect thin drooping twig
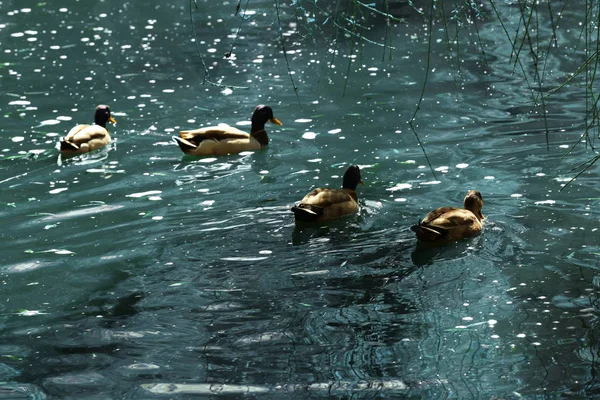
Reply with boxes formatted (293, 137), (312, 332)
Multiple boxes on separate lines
(381, 0), (390, 62)
(274, 0), (302, 107)
(188, 0), (248, 90)
(560, 154), (600, 191)
(545, 49), (600, 98)
(519, 3), (550, 150)
(408, 0), (438, 181)
(225, 0), (251, 58)
(342, 1), (359, 97)
(355, 1), (404, 23)
(333, 21), (394, 48)
(489, 0), (546, 150)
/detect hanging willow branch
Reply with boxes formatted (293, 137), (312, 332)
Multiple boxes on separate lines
(274, 0), (302, 107)
(408, 0), (438, 181)
(189, 0), (249, 90)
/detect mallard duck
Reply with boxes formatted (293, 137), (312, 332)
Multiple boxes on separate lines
(411, 190), (484, 242)
(60, 105), (116, 154)
(291, 165), (363, 223)
(173, 105), (282, 156)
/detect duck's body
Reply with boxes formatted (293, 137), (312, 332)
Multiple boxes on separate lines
(174, 105), (281, 156)
(60, 105), (116, 154)
(411, 190), (484, 243)
(292, 165), (363, 223)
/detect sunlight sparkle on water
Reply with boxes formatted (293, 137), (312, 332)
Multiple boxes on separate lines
(17, 310), (47, 317)
(295, 118), (312, 123)
(328, 128), (341, 134)
(302, 132), (317, 140)
(535, 200), (555, 205)
(9, 100), (30, 106)
(387, 183), (412, 192)
(126, 190), (162, 198)
(221, 257), (268, 261)
(39, 119), (61, 126)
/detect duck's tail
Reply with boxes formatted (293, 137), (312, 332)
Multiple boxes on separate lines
(411, 219), (445, 242)
(291, 204), (323, 223)
(60, 140), (79, 152)
(172, 136), (197, 153)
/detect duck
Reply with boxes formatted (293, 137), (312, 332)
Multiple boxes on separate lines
(60, 105), (116, 154)
(173, 105), (282, 156)
(291, 165), (363, 223)
(410, 190), (484, 242)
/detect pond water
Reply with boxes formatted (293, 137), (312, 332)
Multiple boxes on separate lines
(1, 0), (599, 398)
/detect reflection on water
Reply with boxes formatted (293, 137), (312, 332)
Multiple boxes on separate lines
(0, 0), (599, 398)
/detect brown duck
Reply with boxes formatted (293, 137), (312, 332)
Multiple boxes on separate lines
(291, 165), (363, 223)
(411, 190), (484, 242)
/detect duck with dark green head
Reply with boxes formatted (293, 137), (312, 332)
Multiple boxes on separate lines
(60, 105), (116, 154)
(173, 105), (282, 156)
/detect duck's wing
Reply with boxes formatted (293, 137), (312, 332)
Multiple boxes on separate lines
(63, 124), (109, 144)
(421, 207), (477, 231)
(292, 188), (357, 222)
(299, 188), (353, 208)
(179, 125), (249, 143)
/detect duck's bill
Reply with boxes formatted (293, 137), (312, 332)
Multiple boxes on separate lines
(270, 117), (282, 126)
(109, 116), (117, 124)
(359, 180), (365, 185)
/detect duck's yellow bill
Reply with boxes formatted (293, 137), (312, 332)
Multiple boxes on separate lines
(359, 180), (365, 185)
(109, 116), (117, 124)
(270, 117), (282, 126)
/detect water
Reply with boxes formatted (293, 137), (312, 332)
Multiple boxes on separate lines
(1, 0), (599, 398)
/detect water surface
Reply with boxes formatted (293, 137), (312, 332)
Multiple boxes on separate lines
(1, 0), (599, 398)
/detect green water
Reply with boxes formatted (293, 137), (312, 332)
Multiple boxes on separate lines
(1, 0), (599, 398)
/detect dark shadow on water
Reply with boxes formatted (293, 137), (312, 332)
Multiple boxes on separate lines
(290, 217), (363, 246)
(57, 146), (112, 168)
(410, 237), (481, 267)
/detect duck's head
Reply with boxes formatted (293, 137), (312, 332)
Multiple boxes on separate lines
(464, 190), (484, 220)
(95, 105), (116, 127)
(342, 165), (364, 191)
(251, 105), (282, 131)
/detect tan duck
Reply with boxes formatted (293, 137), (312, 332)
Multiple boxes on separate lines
(291, 165), (363, 223)
(60, 105), (116, 154)
(173, 105), (282, 156)
(411, 190), (484, 242)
